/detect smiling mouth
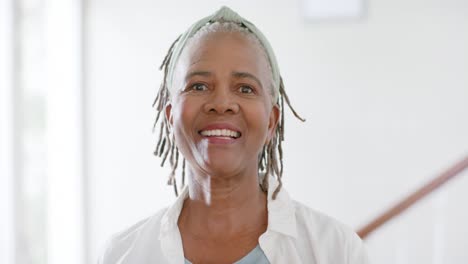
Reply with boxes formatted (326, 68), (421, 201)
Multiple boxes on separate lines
(199, 129), (241, 139)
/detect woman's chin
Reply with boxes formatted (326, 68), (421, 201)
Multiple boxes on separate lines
(200, 160), (245, 177)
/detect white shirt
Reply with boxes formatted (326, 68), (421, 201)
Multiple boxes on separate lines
(98, 177), (370, 264)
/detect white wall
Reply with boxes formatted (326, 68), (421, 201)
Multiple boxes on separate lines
(44, 0), (86, 263)
(0, 0), (15, 263)
(87, 0), (468, 262)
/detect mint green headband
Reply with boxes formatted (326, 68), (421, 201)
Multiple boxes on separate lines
(166, 6), (281, 102)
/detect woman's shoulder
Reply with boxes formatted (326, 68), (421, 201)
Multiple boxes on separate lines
(292, 200), (356, 236)
(97, 207), (169, 263)
(290, 200), (369, 263)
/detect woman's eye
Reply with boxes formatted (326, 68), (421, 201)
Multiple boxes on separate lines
(239, 86), (254, 94)
(191, 83), (208, 91)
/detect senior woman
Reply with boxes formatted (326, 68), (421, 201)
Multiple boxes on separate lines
(99, 6), (369, 264)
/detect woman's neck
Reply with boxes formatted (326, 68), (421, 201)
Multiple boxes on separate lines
(178, 168), (268, 240)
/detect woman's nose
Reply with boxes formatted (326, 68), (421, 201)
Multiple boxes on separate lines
(203, 88), (239, 114)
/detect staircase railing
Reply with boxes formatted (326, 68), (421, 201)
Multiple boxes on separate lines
(357, 155), (468, 239)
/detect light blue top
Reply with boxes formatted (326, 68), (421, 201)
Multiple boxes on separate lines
(184, 245), (269, 264)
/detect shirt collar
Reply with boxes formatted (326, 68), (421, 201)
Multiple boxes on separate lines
(265, 175), (298, 238)
(159, 175), (297, 239)
(159, 185), (189, 239)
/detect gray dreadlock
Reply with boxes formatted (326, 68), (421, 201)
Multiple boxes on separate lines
(152, 22), (304, 199)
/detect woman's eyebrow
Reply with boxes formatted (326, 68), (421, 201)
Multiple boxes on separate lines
(185, 70), (263, 89)
(185, 71), (212, 82)
(232, 71), (263, 89)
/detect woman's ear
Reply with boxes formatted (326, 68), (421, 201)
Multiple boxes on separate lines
(266, 105), (280, 144)
(165, 103), (173, 126)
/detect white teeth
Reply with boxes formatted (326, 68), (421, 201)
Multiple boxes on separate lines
(200, 129), (240, 138)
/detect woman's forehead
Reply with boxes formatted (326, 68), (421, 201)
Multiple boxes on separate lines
(186, 32), (261, 58)
(176, 31), (270, 78)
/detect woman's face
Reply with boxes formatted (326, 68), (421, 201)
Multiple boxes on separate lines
(166, 31), (279, 177)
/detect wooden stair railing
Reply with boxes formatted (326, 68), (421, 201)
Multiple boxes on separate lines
(357, 155), (468, 239)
